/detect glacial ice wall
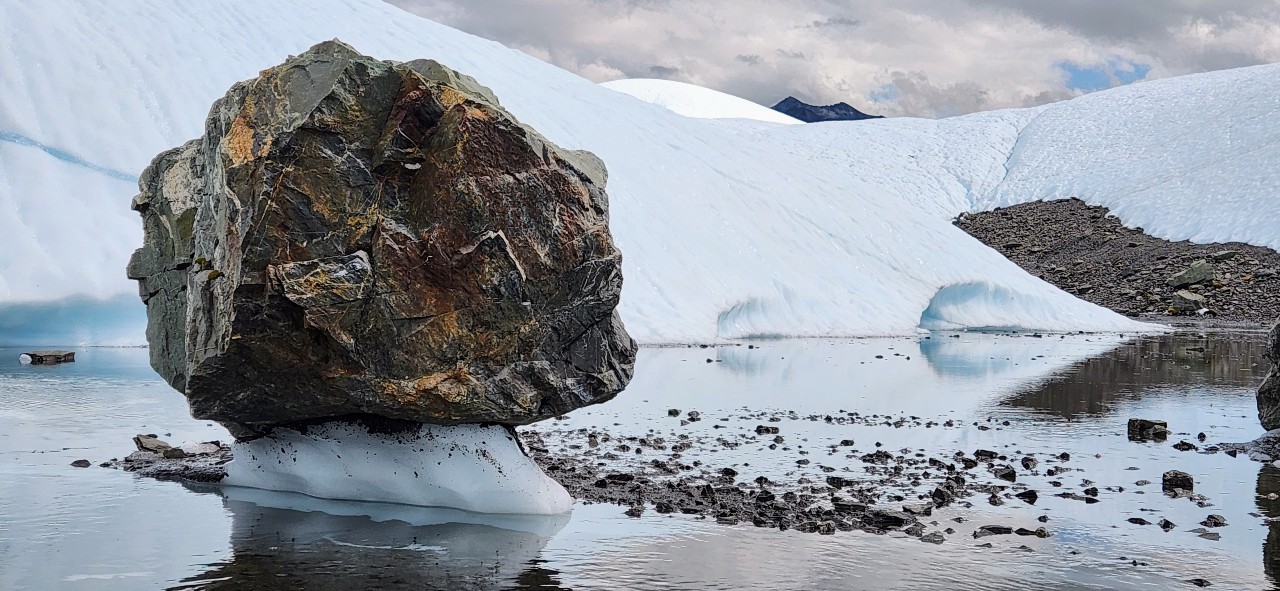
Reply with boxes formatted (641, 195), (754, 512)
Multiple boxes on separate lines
(5, 0), (1275, 345)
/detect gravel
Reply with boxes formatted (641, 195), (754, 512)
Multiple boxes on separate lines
(955, 198), (1280, 323)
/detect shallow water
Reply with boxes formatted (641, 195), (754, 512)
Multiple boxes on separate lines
(0, 330), (1274, 590)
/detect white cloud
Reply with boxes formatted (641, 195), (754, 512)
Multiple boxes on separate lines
(385, 0), (1280, 117)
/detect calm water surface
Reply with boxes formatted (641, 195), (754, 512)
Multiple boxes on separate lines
(0, 330), (1274, 590)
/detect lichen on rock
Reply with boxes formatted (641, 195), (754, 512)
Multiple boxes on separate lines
(128, 40), (635, 438)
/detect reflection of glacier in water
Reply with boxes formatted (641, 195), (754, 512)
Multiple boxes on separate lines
(175, 485), (570, 590)
(626, 333), (1129, 420)
(0, 294), (145, 347)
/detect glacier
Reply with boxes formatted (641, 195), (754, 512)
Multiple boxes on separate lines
(600, 78), (803, 125)
(0, 0), (1251, 346)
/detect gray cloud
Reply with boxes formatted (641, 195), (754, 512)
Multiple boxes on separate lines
(874, 71), (992, 118)
(972, 0), (1280, 41)
(809, 16), (860, 28)
(648, 65), (682, 78)
(386, 0), (1280, 118)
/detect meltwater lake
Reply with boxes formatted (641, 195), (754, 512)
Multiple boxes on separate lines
(1, 329), (1276, 590)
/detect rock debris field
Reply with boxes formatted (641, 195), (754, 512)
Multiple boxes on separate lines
(521, 405), (1236, 547)
(104, 395), (1245, 550)
(956, 198), (1280, 323)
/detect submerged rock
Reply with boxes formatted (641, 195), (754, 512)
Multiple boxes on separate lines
(1261, 320), (1280, 430)
(128, 40), (635, 436)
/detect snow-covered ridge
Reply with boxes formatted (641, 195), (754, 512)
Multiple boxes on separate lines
(2, 0), (1274, 346)
(600, 78), (802, 124)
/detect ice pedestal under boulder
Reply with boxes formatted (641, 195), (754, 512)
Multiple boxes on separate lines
(223, 420), (572, 515)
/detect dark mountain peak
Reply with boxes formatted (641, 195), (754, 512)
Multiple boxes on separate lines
(771, 96), (883, 123)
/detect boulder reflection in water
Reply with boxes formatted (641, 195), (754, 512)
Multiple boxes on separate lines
(173, 485), (570, 591)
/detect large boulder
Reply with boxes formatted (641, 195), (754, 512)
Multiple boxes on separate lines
(1166, 259), (1215, 288)
(128, 40), (636, 437)
(1170, 289), (1207, 313)
(1261, 320), (1280, 430)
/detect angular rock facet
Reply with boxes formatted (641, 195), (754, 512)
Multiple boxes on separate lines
(1166, 259), (1215, 288)
(1261, 320), (1280, 430)
(129, 40), (636, 436)
(1171, 289), (1208, 312)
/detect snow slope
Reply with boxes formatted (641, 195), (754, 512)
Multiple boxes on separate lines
(6, 1), (1274, 346)
(601, 78), (802, 124)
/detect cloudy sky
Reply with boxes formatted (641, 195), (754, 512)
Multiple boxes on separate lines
(386, 0), (1280, 118)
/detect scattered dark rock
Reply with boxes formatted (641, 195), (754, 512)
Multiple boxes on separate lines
(903, 503), (933, 517)
(1200, 514), (1227, 528)
(1014, 490), (1038, 505)
(70, 459), (91, 468)
(1163, 470), (1195, 492)
(1172, 440), (1198, 452)
(1167, 260), (1215, 289)
(1127, 419), (1169, 442)
(864, 509), (915, 530)
(954, 198), (1280, 322)
(106, 441), (232, 483)
(973, 525), (1013, 538)
(1171, 290), (1208, 313)
(992, 465), (1017, 482)
(133, 434), (172, 453)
